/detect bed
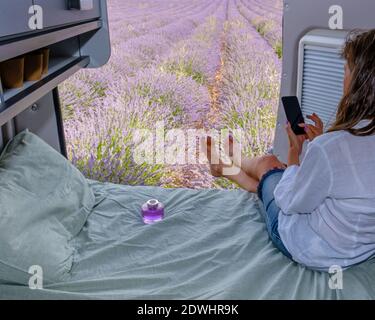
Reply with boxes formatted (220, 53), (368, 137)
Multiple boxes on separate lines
(1, 131), (375, 300)
(1, 183), (375, 299)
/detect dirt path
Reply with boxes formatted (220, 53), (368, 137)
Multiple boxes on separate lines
(162, 19), (229, 189)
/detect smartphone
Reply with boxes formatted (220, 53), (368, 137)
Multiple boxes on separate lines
(281, 96), (305, 135)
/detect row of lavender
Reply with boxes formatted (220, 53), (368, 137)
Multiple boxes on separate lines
(213, 0), (281, 188)
(60, 0), (228, 185)
(239, 0), (283, 58)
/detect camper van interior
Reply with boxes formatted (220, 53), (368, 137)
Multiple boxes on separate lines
(0, 0), (375, 300)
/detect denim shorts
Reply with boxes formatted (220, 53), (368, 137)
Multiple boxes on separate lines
(257, 168), (293, 260)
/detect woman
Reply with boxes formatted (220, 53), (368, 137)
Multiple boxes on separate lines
(203, 29), (375, 271)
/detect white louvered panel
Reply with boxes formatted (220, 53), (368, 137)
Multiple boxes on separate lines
(300, 45), (345, 128)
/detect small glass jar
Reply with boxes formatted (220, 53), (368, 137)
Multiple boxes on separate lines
(141, 199), (165, 224)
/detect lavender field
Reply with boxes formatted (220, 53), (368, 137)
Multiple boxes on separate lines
(60, 0), (283, 189)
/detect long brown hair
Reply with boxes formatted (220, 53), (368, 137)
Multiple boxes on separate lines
(328, 29), (375, 136)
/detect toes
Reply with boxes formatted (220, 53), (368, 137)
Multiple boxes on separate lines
(210, 165), (223, 177)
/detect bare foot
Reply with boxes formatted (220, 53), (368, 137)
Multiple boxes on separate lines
(223, 132), (243, 168)
(200, 136), (231, 178)
(200, 135), (260, 192)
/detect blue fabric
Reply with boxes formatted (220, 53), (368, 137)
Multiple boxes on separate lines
(257, 169), (292, 260)
(1, 180), (375, 299)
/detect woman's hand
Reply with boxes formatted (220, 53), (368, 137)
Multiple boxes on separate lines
(298, 113), (324, 141)
(286, 122), (306, 166)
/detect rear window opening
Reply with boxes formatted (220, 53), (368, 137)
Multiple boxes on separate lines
(59, 0), (283, 189)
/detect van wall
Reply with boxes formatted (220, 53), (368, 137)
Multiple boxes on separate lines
(274, 0), (375, 162)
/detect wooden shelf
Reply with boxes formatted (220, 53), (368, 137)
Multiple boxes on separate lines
(0, 56), (90, 127)
(3, 56), (79, 102)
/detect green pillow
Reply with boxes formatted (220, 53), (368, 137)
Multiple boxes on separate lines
(0, 130), (95, 285)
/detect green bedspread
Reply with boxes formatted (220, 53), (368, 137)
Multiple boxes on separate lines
(1, 181), (375, 299)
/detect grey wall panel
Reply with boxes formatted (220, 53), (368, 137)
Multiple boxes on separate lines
(0, 129), (3, 151)
(1, 121), (16, 147)
(13, 92), (62, 153)
(0, 0), (33, 39)
(273, 0), (375, 162)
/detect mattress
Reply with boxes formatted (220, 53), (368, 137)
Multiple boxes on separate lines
(1, 180), (375, 299)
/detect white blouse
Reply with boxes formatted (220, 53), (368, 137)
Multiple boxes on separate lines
(274, 120), (375, 271)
